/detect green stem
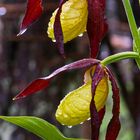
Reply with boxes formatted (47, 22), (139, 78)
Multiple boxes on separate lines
(101, 51), (139, 66)
(123, 0), (140, 52)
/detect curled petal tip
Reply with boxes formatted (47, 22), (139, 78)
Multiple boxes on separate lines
(17, 29), (27, 36)
(19, 0), (43, 35)
(12, 95), (25, 101)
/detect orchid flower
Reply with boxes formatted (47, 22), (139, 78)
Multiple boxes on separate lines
(47, 0), (107, 57)
(13, 58), (121, 140)
(55, 65), (109, 126)
(47, 0), (88, 43)
(12, 0), (140, 139)
(18, 0), (107, 58)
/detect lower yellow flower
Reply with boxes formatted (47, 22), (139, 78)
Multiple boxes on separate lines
(55, 66), (109, 126)
(47, 0), (88, 43)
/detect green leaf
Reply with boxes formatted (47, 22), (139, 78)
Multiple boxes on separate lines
(133, 28), (140, 69)
(0, 116), (83, 140)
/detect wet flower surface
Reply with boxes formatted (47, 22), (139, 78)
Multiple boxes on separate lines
(48, 0), (87, 43)
(55, 66), (109, 126)
(13, 59), (121, 140)
(11, 0), (139, 139)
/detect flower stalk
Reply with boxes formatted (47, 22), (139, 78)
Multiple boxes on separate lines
(101, 51), (139, 66)
(123, 0), (140, 53)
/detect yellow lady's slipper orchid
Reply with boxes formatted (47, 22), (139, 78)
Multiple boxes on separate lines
(55, 66), (109, 126)
(47, 0), (88, 43)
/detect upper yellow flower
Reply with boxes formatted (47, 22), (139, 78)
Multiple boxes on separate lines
(47, 0), (88, 43)
(55, 66), (109, 126)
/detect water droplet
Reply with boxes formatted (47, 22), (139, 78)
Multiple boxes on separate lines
(78, 33), (83, 37)
(52, 39), (56, 42)
(80, 122), (84, 124)
(17, 29), (27, 36)
(68, 126), (72, 128)
(47, 30), (49, 34)
(87, 118), (91, 121)
(60, 100), (63, 103)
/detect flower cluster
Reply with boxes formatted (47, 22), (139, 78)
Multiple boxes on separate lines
(13, 59), (120, 140)
(14, 0), (122, 139)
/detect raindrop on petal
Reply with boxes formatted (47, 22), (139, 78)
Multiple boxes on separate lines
(87, 118), (91, 120)
(78, 33), (83, 37)
(68, 126), (72, 128)
(17, 29), (27, 36)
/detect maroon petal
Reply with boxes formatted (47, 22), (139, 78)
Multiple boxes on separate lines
(54, 0), (65, 57)
(90, 64), (105, 140)
(99, 106), (105, 126)
(13, 59), (100, 100)
(13, 79), (50, 100)
(87, 0), (108, 58)
(105, 68), (121, 140)
(18, 0), (43, 35)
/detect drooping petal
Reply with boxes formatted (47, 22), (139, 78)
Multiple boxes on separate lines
(47, 0), (88, 43)
(13, 59), (99, 100)
(54, 0), (65, 57)
(90, 64), (106, 140)
(105, 68), (121, 140)
(18, 0), (43, 35)
(55, 65), (108, 126)
(98, 106), (105, 126)
(87, 0), (108, 58)
(13, 79), (50, 100)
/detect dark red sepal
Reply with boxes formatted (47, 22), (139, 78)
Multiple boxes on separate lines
(54, 0), (65, 57)
(13, 79), (50, 100)
(105, 68), (121, 140)
(90, 64), (105, 140)
(87, 0), (108, 58)
(18, 0), (43, 35)
(13, 59), (100, 100)
(99, 106), (105, 126)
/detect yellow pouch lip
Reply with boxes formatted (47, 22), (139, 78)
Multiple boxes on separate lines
(55, 67), (109, 126)
(47, 0), (88, 43)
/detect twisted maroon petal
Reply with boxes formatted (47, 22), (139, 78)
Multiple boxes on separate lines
(90, 64), (105, 140)
(54, 0), (65, 57)
(99, 106), (105, 126)
(13, 59), (100, 100)
(87, 0), (108, 58)
(18, 0), (43, 35)
(105, 68), (121, 140)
